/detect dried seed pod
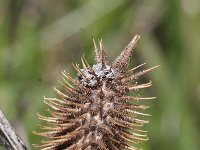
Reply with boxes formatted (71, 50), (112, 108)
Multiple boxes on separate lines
(33, 34), (158, 150)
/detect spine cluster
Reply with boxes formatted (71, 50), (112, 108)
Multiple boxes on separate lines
(34, 34), (158, 150)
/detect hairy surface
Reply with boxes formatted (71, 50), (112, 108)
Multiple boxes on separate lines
(33, 34), (158, 150)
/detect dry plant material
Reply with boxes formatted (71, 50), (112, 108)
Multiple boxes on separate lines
(33, 34), (158, 150)
(0, 111), (28, 150)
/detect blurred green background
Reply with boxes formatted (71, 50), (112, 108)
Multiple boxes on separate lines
(0, 0), (200, 149)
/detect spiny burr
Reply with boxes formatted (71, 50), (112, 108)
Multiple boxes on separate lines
(33, 34), (158, 150)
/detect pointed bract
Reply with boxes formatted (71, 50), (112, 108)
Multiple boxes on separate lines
(93, 38), (100, 63)
(99, 39), (107, 69)
(112, 34), (140, 74)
